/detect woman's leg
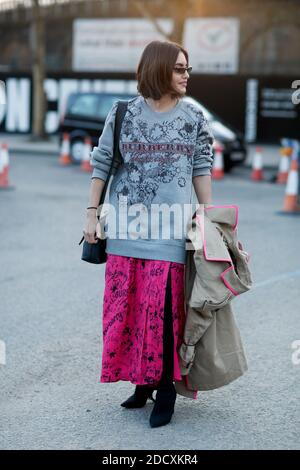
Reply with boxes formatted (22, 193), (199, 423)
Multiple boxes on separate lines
(149, 266), (177, 427)
(158, 266), (174, 386)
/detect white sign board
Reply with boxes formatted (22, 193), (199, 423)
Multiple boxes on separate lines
(183, 18), (239, 74)
(72, 19), (173, 72)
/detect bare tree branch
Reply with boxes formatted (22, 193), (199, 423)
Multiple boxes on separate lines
(132, 0), (171, 39)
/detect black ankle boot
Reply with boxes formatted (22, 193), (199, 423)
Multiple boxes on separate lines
(149, 383), (177, 428)
(121, 385), (156, 408)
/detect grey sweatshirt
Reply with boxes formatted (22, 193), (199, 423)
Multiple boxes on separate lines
(90, 94), (214, 264)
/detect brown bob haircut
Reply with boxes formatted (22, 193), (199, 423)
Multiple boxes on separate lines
(136, 40), (189, 100)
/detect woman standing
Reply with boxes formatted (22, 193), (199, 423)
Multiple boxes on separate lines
(83, 40), (214, 428)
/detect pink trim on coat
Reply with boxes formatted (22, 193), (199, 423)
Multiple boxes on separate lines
(220, 265), (239, 296)
(194, 205), (240, 296)
(204, 204), (239, 230)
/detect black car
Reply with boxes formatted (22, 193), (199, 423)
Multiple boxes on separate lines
(58, 92), (134, 164)
(59, 91), (246, 171)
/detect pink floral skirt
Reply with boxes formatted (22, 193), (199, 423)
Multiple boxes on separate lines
(100, 253), (186, 386)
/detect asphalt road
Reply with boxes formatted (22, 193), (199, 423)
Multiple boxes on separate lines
(0, 153), (299, 450)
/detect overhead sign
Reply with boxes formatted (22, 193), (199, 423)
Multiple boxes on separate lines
(72, 18), (173, 72)
(183, 18), (239, 74)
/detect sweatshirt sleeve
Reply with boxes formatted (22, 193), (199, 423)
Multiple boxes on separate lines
(192, 112), (214, 177)
(90, 100), (120, 181)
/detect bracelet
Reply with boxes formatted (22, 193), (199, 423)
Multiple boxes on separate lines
(86, 206), (98, 210)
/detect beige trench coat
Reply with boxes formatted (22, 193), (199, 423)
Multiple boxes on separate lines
(175, 205), (253, 399)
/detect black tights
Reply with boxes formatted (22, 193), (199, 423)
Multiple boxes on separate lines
(158, 267), (174, 387)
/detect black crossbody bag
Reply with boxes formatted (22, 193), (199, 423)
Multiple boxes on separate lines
(78, 100), (128, 264)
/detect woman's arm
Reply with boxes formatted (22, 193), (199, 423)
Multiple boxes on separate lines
(90, 101), (119, 180)
(84, 178), (106, 244)
(192, 175), (212, 204)
(87, 177), (106, 210)
(84, 100), (118, 243)
(192, 111), (214, 205)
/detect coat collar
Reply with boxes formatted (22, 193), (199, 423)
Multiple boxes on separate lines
(187, 205), (239, 261)
(187, 204), (252, 297)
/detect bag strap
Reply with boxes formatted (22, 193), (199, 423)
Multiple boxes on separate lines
(98, 99), (128, 207)
(78, 99), (128, 246)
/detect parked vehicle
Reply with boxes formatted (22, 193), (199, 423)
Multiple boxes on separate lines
(59, 92), (246, 170)
(58, 92), (134, 164)
(183, 96), (247, 171)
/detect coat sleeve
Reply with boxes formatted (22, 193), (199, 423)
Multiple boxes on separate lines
(90, 100), (120, 182)
(192, 112), (214, 177)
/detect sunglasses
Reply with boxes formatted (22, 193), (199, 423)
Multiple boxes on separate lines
(173, 66), (192, 75)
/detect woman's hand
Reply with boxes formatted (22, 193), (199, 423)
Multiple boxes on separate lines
(83, 211), (101, 244)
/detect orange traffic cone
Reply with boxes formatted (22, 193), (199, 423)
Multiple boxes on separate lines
(0, 142), (12, 189)
(212, 143), (224, 180)
(80, 136), (92, 172)
(281, 145), (300, 214)
(276, 140), (291, 184)
(59, 133), (72, 166)
(251, 146), (264, 181)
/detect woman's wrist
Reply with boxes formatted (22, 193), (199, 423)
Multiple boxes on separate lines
(86, 207), (97, 216)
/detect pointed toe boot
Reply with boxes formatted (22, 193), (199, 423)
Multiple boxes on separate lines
(121, 385), (156, 409)
(149, 383), (177, 428)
